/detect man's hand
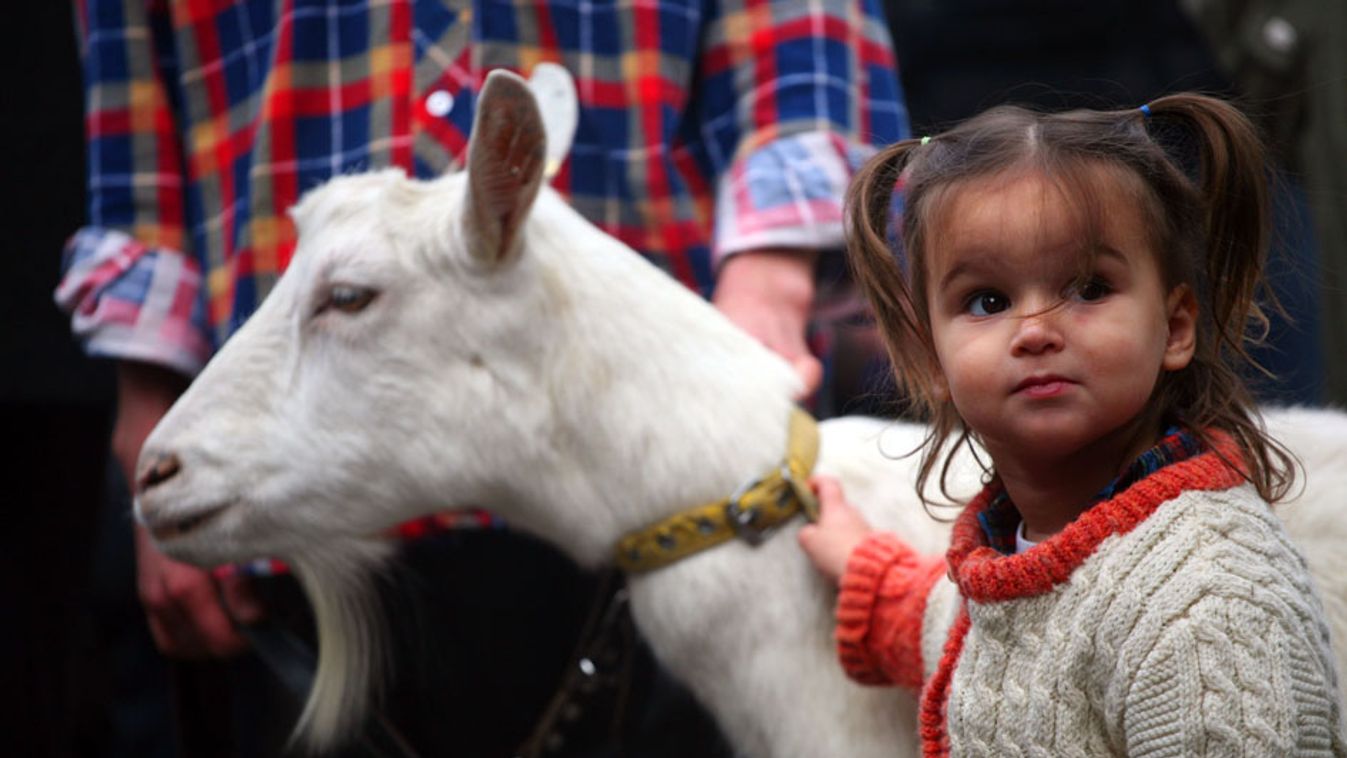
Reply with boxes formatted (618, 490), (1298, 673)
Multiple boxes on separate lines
(133, 523), (262, 657)
(115, 361), (262, 658)
(712, 249), (823, 399)
(797, 476), (874, 584)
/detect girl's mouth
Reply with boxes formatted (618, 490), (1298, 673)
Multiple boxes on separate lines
(1014, 375), (1073, 398)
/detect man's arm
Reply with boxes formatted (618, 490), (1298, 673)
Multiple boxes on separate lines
(696, 0), (909, 398)
(63, 1), (257, 659)
(712, 248), (822, 398)
(114, 362), (262, 658)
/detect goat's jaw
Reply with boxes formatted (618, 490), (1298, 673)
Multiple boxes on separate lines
(135, 485), (273, 567)
(136, 501), (242, 567)
(142, 500), (234, 543)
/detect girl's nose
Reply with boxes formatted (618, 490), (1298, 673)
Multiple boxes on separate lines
(1010, 311), (1064, 356)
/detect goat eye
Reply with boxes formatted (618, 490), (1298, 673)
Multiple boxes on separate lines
(322, 284), (378, 314)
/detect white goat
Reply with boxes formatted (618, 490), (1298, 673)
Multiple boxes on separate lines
(134, 70), (1347, 757)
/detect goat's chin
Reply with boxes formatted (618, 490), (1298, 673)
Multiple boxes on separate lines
(287, 538), (395, 752)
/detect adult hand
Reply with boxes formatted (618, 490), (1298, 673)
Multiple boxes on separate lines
(797, 476), (873, 584)
(132, 524), (263, 657)
(114, 361), (263, 658)
(712, 248), (823, 399)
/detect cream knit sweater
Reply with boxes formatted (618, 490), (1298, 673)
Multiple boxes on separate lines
(838, 446), (1345, 756)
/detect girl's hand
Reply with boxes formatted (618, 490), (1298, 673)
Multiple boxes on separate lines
(797, 476), (874, 584)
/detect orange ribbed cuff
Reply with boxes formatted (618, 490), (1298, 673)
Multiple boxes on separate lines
(836, 532), (946, 690)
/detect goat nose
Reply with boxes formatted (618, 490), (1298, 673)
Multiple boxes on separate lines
(137, 453), (182, 493)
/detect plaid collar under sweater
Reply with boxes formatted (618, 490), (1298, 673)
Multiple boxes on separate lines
(947, 430), (1245, 604)
(976, 428), (1204, 555)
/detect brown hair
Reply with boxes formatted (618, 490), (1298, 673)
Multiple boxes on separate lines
(847, 92), (1296, 506)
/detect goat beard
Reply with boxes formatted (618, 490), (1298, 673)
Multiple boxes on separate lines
(287, 538), (395, 753)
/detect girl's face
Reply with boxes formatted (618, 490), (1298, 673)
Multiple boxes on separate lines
(923, 169), (1197, 465)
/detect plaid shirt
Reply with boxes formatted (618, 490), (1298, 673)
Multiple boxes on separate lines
(56, 0), (908, 376)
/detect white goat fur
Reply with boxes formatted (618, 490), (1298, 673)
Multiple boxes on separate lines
(137, 72), (1347, 756)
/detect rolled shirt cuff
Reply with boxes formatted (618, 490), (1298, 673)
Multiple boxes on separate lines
(54, 227), (211, 377)
(713, 130), (873, 262)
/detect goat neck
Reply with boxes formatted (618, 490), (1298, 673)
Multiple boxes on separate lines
(499, 190), (805, 570)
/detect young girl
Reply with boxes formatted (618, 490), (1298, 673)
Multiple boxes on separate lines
(799, 93), (1345, 755)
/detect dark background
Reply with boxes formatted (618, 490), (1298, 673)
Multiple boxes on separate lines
(2, 3), (117, 755)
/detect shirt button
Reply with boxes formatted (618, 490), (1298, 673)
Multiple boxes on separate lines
(425, 90), (455, 117)
(1261, 16), (1298, 54)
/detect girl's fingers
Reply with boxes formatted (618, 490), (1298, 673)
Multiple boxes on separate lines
(810, 475), (844, 506)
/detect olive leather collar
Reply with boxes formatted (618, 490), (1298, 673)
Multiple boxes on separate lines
(613, 409), (820, 573)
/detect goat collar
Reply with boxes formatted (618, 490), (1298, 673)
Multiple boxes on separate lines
(613, 408), (820, 573)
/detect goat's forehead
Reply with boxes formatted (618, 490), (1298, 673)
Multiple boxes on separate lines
(291, 170), (453, 231)
(289, 171), (460, 263)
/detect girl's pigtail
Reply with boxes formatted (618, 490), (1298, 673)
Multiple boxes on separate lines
(1145, 93), (1296, 502)
(846, 139), (971, 511)
(1145, 93), (1274, 366)
(845, 138), (933, 406)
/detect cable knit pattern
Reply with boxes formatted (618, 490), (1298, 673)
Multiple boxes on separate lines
(839, 445), (1346, 755)
(837, 533), (948, 688)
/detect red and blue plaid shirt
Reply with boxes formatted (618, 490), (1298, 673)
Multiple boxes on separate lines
(57, 0), (907, 377)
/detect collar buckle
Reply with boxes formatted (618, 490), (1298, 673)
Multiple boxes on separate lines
(725, 494), (772, 546)
(725, 464), (795, 546)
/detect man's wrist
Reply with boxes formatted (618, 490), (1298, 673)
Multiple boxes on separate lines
(715, 248), (818, 306)
(112, 360), (190, 483)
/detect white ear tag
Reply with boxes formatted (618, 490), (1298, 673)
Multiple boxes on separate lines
(527, 62), (579, 180)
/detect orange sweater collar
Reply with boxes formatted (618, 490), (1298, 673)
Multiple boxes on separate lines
(946, 439), (1247, 603)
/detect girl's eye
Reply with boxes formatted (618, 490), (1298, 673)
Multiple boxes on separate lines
(317, 284), (378, 315)
(966, 291), (1009, 316)
(1074, 278), (1112, 302)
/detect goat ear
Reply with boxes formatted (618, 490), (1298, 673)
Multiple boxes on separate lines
(463, 69), (547, 266)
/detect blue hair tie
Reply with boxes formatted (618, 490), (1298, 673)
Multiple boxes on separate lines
(1139, 104), (1152, 117)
